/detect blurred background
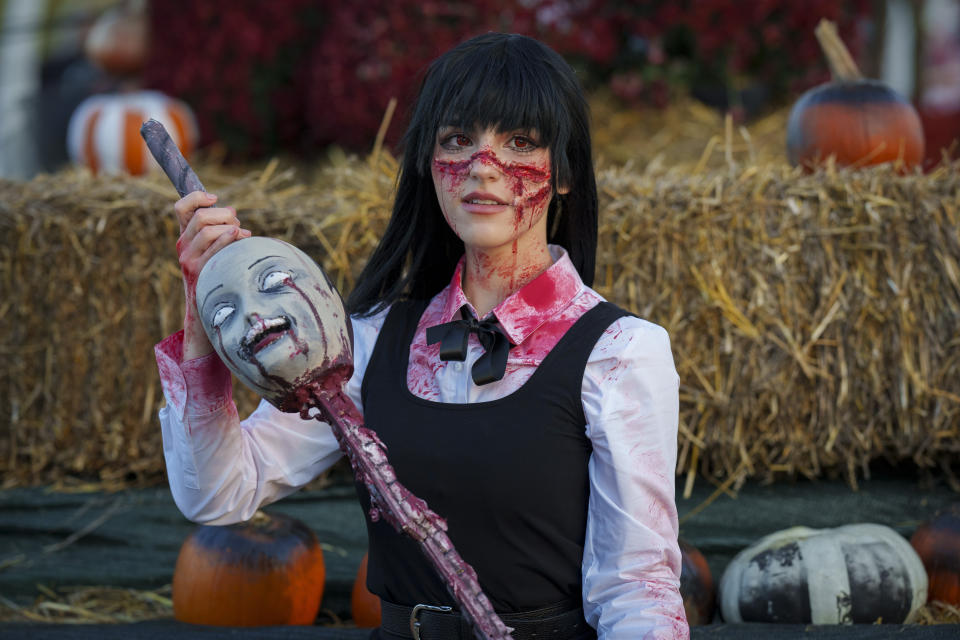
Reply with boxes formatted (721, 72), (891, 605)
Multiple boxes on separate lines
(1, 0), (958, 179)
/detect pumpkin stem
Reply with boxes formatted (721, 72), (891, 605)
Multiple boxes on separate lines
(815, 19), (863, 81)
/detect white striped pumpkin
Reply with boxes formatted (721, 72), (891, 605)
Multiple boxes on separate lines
(719, 523), (927, 624)
(67, 90), (197, 175)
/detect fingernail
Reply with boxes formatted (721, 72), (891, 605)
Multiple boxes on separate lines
(207, 193), (218, 201)
(240, 229), (252, 238)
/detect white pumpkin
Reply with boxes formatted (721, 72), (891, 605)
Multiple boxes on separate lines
(67, 90), (197, 176)
(719, 523), (927, 624)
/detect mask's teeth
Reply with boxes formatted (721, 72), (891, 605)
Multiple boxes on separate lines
(243, 317), (290, 347)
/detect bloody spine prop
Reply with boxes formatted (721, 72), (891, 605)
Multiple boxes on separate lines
(140, 119), (513, 640)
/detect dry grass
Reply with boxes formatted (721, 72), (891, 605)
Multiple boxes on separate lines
(915, 600), (960, 624)
(0, 585), (173, 624)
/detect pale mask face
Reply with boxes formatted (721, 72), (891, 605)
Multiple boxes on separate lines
(195, 237), (353, 412)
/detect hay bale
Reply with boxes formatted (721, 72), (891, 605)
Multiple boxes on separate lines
(595, 160), (960, 493)
(0, 152), (397, 488)
(1, 140), (958, 490)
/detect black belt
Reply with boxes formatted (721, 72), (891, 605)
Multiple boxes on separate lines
(379, 598), (595, 640)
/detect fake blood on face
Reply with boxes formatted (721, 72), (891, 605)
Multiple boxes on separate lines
(433, 148), (549, 182)
(434, 148), (554, 298)
(433, 148), (552, 231)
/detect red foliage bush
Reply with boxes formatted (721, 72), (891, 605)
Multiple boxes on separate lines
(144, 0), (320, 158)
(143, 0), (873, 159)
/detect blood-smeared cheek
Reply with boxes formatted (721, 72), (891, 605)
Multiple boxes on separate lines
(432, 155), (471, 221)
(515, 183), (552, 229)
(432, 155), (471, 187)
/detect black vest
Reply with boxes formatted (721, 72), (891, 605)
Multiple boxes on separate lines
(359, 298), (630, 612)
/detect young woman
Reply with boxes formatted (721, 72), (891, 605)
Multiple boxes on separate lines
(157, 33), (687, 639)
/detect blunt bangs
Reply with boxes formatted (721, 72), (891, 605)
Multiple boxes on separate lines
(407, 33), (579, 190)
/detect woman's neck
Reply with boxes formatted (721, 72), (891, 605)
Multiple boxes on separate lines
(462, 240), (553, 318)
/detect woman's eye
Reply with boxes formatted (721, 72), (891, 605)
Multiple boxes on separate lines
(262, 270), (292, 290)
(212, 306), (234, 327)
(440, 133), (471, 150)
(511, 136), (537, 151)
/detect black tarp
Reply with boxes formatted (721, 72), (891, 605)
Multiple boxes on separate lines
(1, 472), (958, 637)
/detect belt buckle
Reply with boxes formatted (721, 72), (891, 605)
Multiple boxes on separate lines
(409, 603), (453, 640)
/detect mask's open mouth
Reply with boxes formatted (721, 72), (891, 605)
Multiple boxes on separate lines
(240, 316), (292, 359)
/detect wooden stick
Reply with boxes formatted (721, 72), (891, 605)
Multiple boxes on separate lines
(140, 119), (205, 197)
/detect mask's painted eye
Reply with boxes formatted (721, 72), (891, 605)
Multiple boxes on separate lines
(262, 270), (292, 290)
(212, 305), (234, 327)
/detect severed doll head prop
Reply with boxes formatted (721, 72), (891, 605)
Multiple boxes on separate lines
(195, 236), (353, 413)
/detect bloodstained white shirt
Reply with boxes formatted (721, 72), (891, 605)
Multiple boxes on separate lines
(155, 245), (688, 639)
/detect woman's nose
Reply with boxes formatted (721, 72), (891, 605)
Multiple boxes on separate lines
(469, 150), (500, 181)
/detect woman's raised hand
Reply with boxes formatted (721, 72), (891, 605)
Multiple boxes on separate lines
(174, 190), (252, 360)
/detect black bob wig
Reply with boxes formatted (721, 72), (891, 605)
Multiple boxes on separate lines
(347, 32), (598, 316)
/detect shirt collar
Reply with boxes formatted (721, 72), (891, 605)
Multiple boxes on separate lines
(439, 245), (585, 346)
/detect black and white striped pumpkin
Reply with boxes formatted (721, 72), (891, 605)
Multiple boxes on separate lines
(719, 523), (927, 624)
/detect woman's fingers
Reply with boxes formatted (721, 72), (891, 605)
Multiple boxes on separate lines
(173, 191), (218, 232)
(179, 223), (250, 276)
(182, 205), (241, 240)
(176, 205), (245, 257)
(199, 225), (250, 267)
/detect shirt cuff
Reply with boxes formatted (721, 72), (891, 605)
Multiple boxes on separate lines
(155, 330), (233, 420)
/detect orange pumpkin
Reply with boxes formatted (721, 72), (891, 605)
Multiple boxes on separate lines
(84, 5), (149, 76)
(787, 20), (924, 170)
(679, 538), (715, 625)
(67, 90), (197, 176)
(172, 510), (325, 626)
(351, 552), (381, 628)
(910, 503), (960, 606)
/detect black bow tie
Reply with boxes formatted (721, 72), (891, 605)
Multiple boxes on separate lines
(426, 308), (514, 385)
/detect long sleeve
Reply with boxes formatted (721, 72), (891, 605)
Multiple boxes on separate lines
(155, 311), (384, 525)
(580, 317), (689, 639)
